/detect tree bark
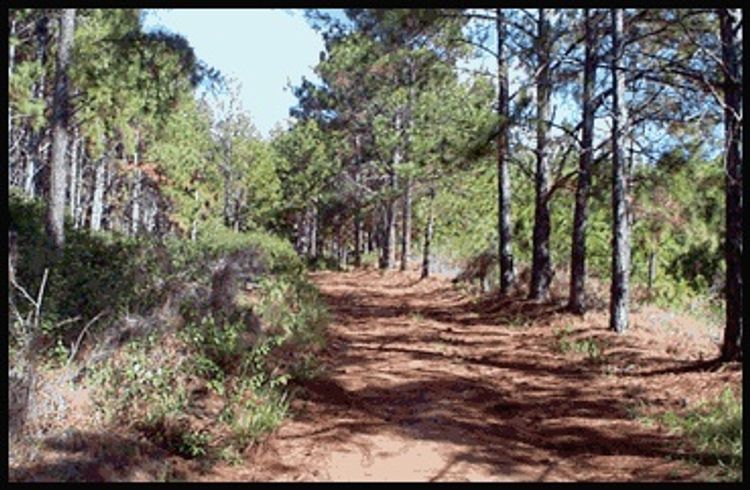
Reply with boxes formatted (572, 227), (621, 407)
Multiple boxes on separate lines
(421, 187), (436, 279)
(647, 250), (657, 293)
(90, 155), (106, 232)
(530, 8), (553, 301)
(400, 177), (412, 271)
(310, 204), (318, 260)
(609, 8), (631, 334)
(46, 9), (75, 249)
(496, 8), (516, 295)
(569, 8), (597, 314)
(9, 18), (15, 182)
(130, 132), (141, 236)
(354, 214), (363, 267)
(720, 8), (742, 361)
(68, 129), (79, 228)
(381, 169), (397, 270)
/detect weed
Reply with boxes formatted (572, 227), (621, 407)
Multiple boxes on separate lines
(656, 387), (742, 482)
(554, 325), (604, 363)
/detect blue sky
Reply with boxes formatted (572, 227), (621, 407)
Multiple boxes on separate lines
(142, 9), (325, 138)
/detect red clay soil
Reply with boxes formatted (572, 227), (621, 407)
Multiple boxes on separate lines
(9, 268), (740, 482)
(200, 269), (741, 482)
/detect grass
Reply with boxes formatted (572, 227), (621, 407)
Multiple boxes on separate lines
(554, 325), (604, 363)
(656, 387), (742, 482)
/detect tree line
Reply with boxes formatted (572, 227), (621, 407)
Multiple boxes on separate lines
(8, 8), (741, 361)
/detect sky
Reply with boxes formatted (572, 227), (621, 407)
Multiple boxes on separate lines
(142, 9), (325, 138)
(141, 9), (684, 164)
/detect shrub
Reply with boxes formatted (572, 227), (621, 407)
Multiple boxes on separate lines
(659, 387), (742, 482)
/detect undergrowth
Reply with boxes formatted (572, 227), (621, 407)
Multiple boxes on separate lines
(10, 190), (328, 464)
(657, 387), (742, 482)
(554, 325), (604, 363)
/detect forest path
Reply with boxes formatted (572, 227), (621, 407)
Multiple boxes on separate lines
(204, 269), (704, 482)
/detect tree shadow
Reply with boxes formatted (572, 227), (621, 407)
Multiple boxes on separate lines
(8, 430), (190, 482)
(300, 272), (738, 480)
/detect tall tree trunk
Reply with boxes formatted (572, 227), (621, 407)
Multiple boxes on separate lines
(47, 9), (75, 249)
(68, 129), (79, 228)
(609, 8), (631, 334)
(90, 155), (106, 232)
(569, 8), (597, 314)
(720, 8), (742, 361)
(400, 177), (412, 271)
(310, 204), (318, 260)
(73, 138), (84, 229)
(647, 250), (657, 293)
(421, 187), (436, 279)
(130, 131), (141, 236)
(369, 220), (374, 253)
(354, 214), (363, 267)
(24, 136), (38, 198)
(496, 8), (516, 295)
(382, 169), (397, 270)
(530, 8), (553, 301)
(9, 17), (15, 182)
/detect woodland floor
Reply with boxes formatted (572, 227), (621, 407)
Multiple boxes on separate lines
(204, 268), (741, 482)
(9, 268), (742, 482)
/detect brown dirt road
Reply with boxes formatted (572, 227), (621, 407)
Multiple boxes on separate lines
(202, 269), (739, 482)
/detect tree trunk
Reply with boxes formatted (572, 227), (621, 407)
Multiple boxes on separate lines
(90, 156), (106, 232)
(647, 250), (657, 293)
(569, 8), (597, 314)
(354, 214), (363, 267)
(130, 131), (141, 236)
(720, 8), (743, 361)
(529, 8), (553, 301)
(310, 204), (318, 260)
(9, 18), (15, 182)
(24, 135), (39, 198)
(421, 187), (435, 279)
(68, 130), (79, 228)
(47, 9), (75, 249)
(496, 8), (516, 295)
(368, 219), (375, 253)
(609, 8), (631, 334)
(400, 177), (412, 271)
(73, 138), (84, 229)
(382, 169), (397, 270)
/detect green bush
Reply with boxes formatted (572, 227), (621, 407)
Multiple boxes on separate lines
(659, 387), (742, 482)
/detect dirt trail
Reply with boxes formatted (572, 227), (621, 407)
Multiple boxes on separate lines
(199, 268), (738, 482)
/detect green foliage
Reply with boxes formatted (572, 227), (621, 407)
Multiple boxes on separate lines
(657, 387), (742, 482)
(10, 189), (162, 341)
(82, 223), (328, 458)
(554, 325), (603, 363)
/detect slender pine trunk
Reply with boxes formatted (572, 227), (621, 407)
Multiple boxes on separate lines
(529, 8), (553, 301)
(47, 9), (75, 249)
(90, 155), (106, 232)
(421, 187), (435, 279)
(496, 8), (516, 295)
(400, 177), (412, 271)
(569, 8), (597, 314)
(130, 131), (141, 236)
(609, 8), (631, 334)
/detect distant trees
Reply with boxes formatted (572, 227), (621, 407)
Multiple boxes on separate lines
(8, 8), (741, 361)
